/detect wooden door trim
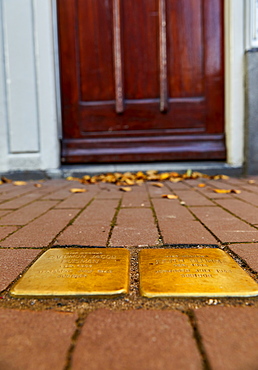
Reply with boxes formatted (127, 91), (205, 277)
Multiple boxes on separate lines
(62, 133), (225, 163)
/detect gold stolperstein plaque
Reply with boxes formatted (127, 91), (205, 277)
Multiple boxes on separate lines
(10, 248), (129, 297)
(139, 248), (258, 298)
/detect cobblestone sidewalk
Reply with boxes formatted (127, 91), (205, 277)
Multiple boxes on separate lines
(1, 175), (258, 369)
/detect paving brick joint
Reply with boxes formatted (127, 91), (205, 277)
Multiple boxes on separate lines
(1, 176), (258, 369)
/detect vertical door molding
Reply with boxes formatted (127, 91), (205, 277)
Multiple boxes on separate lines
(159, 0), (168, 112)
(113, 0), (124, 113)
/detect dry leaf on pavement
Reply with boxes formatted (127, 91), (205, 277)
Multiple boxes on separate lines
(162, 194), (179, 199)
(152, 183), (164, 188)
(213, 189), (241, 194)
(69, 188), (87, 193)
(13, 181), (27, 186)
(120, 187), (132, 192)
(1, 176), (12, 183)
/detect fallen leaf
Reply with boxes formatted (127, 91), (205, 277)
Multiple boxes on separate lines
(34, 183), (42, 188)
(146, 170), (158, 176)
(82, 175), (91, 181)
(159, 172), (170, 181)
(169, 172), (180, 177)
(120, 187), (132, 192)
(13, 181), (27, 186)
(162, 194), (179, 199)
(136, 179), (144, 185)
(212, 174), (229, 180)
(248, 180), (256, 184)
(66, 176), (81, 181)
(169, 178), (182, 183)
(124, 178), (135, 185)
(152, 183), (164, 188)
(69, 188), (87, 193)
(231, 189), (241, 194)
(213, 189), (231, 194)
(1, 176), (12, 183)
(0, 181), (3, 185)
(213, 189), (241, 194)
(198, 183), (206, 188)
(136, 171), (146, 179)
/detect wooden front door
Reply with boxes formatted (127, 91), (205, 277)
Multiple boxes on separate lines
(57, 0), (225, 163)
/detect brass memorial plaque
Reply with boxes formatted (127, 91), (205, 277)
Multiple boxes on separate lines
(139, 248), (258, 298)
(10, 248), (129, 297)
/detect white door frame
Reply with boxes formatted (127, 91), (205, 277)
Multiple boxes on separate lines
(224, 0), (245, 167)
(0, 0), (246, 172)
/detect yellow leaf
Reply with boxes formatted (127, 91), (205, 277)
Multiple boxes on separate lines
(159, 172), (170, 181)
(231, 189), (241, 194)
(125, 178), (135, 185)
(13, 181), (27, 186)
(66, 176), (81, 181)
(136, 171), (146, 179)
(34, 183), (42, 188)
(146, 170), (158, 176)
(69, 188), (87, 193)
(82, 175), (91, 181)
(248, 180), (256, 184)
(1, 176), (12, 183)
(152, 183), (164, 188)
(136, 179), (144, 185)
(169, 172), (180, 177)
(213, 189), (231, 194)
(162, 194), (178, 199)
(120, 187), (132, 192)
(198, 183), (206, 188)
(213, 189), (241, 194)
(212, 174), (229, 180)
(169, 178), (182, 183)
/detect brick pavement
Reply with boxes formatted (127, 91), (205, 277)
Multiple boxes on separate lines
(0, 175), (258, 369)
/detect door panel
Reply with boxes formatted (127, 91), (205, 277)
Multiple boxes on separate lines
(167, 0), (204, 97)
(57, 0), (225, 163)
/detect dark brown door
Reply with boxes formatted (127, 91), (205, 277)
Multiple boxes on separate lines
(57, 0), (225, 163)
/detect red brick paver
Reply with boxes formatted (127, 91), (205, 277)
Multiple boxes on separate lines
(194, 307), (258, 370)
(0, 200), (58, 225)
(229, 243), (258, 272)
(0, 176), (258, 370)
(56, 199), (119, 246)
(1, 209), (78, 248)
(0, 226), (17, 240)
(191, 206), (258, 243)
(71, 309), (202, 370)
(110, 208), (159, 246)
(0, 309), (77, 370)
(0, 249), (40, 291)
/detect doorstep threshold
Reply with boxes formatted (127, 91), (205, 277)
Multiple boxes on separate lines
(0, 162), (243, 181)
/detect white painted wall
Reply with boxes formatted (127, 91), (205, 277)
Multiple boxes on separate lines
(224, 0), (245, 167)
(0, 0), (59, 172)
(0, 0), (252, 172)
